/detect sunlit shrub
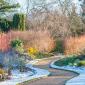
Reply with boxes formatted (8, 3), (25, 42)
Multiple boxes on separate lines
(28, 47), (38, 59)
(9, 30), (55, 52)
(28, 47), (38, 55)
(0, 69), (8, 80)
(0, 69), (5, 75)
(77, 60), (85, 67)
(64, 35), (85, 55)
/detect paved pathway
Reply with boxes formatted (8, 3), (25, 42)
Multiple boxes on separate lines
(51, 60), (85, 85)
(21, 56), (78, 85)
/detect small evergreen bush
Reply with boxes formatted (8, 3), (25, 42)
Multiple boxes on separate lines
(0, 18), (12, 32)
(11, 39), (24, 53)
(13, 13), (26, 31)
(53, 39), (64, 53)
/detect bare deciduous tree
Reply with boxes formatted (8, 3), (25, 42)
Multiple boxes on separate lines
(26, 0), (84, 38)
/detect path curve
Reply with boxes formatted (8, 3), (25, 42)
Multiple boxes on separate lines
(21, 56), (78, 85)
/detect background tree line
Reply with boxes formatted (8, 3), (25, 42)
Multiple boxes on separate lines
(0, 0), (85, 38)
(0, 0), (85, 54)
(0, 0), (26, 32)
(25, 0), (85, 38)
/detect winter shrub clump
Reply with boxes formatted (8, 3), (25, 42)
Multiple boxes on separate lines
(11, 39), (24, 53)
(10, 30), (55, 52)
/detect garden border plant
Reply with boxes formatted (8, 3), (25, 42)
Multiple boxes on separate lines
(54, 55), (85, 67)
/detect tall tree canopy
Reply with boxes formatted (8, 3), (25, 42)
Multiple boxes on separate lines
(0, 0), (20, 16)
(81, 0), (85, 22)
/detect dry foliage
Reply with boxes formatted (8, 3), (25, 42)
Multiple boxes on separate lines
(27, 10), (71, 39)
(9, 30), (55, 52)
(64, 35), (85, 55)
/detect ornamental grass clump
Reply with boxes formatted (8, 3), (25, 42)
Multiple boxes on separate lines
(10, 30), (55, 52)
(64, 35), (85, 55)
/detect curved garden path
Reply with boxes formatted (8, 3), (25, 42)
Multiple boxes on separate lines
(22, 56), (78, 85)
